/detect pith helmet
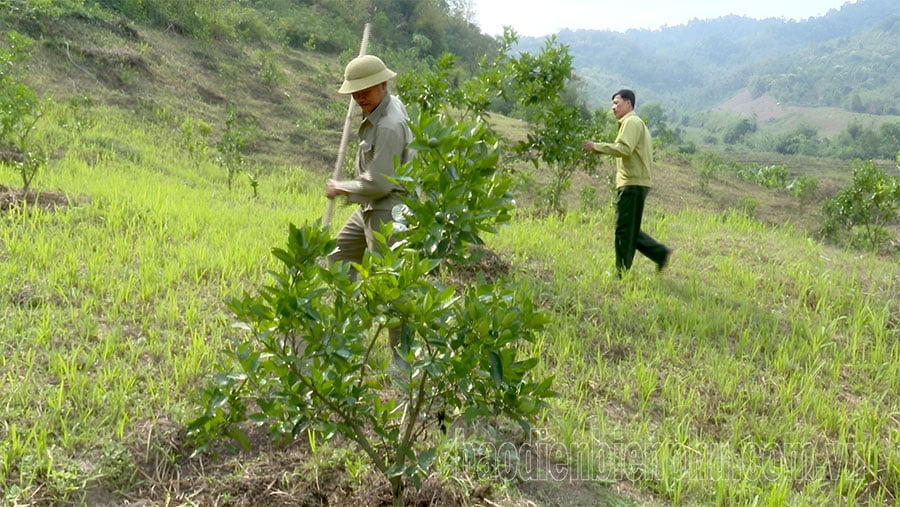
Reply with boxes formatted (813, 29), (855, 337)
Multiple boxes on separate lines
(338, 55), (397, 94)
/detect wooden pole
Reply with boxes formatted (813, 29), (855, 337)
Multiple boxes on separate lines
(323, 22), (371, 228)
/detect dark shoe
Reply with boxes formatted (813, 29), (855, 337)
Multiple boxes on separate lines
(657, 248), (673, 272)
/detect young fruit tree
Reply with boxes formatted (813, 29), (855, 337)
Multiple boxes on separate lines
(188, 108), (555, 505)
(397, 30), (615, 213)
(0, 31), (45, 191)
(820, 159), (900, 250)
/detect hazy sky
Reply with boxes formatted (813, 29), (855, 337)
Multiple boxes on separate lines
(470, 0), (859, 36)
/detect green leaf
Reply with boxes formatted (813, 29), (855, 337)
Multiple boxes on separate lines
(226, 426), (251, 450)
(186, 415), (211, 433)
(464, 405), (491, 424)
(417, 448), (437, 470)
(386, 462), (406, 478)
(489, 349), (503, 387)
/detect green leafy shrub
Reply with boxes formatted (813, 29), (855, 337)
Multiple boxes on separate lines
(398, 30), (613, 214)
(190, 108), (554, 505)
(505, 35), (613, 213)
(0, 30), (45, 190)
(179, 116), (211, 169)
(397, 54), (462, 117)
(828, 121), (900, 161)
(253, 49), (285, 88)
(754, 164), (789, 189)
(786, 175), (819, 205)
(693, 151), (725, 195)
(722, 117), (756, 145)
(772, 125), (820, 156)
(820, 159), (900, 250)
(516, 99), (611, 213)
(215, 105), (255, 190)
(395, 109), (515, 265)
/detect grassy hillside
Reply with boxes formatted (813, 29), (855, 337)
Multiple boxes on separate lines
(2, 7), (899, 507)
(710, 90), (900, 139)
(682, 92), (900, 164)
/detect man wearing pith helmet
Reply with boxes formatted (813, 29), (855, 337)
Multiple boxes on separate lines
(325, 54), (413, 268)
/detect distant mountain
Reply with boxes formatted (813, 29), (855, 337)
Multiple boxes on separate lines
(515, 0), (899, 114)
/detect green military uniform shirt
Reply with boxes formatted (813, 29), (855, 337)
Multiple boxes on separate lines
(342, 93), (413, 211)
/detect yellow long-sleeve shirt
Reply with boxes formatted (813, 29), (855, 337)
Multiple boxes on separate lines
(592, 111), (653, 189)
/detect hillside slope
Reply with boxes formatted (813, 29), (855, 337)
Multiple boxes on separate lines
(20, 13), (345, 172)
(2, 6), (899, 507)
(11, 9), (841, 237)
(713, 90), (900, 138)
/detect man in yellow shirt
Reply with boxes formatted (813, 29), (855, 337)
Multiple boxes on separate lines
(583, 89), (671, 277)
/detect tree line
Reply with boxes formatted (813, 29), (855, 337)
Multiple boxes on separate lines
(716, 116), (900, 161)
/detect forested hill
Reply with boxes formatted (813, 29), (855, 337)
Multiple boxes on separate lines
(515, 0), (899, 114)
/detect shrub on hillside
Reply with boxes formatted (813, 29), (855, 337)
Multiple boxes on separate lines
(820, 159), (900, 250)
(189, 109), (554, 505)
(773, 125), (821, 156)
(827, 121), (900, 161)
(397, 30), (613, 214)
(0, 30), (46, 190)
(722, 117), (757, 145)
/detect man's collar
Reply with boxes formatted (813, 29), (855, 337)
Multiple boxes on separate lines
(618, 110), (635, 123)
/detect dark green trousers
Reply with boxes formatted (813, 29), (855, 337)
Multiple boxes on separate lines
(615, 186), (668, 274)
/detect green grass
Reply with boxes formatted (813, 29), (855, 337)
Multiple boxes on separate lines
(2, 96), (899, 505)
(0, 102), (358, 502)
(2, 12), (899, 506)
(489, 208), (899, 505)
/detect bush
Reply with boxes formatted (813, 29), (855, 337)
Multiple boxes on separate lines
(693, 152), (725, 195)
(773, 125), (820, 155)
(828, 121), (900, 161)
(397, 31), (613, 214)
(820, 159), (900, 250)
(189, 108), (554, 505)
(786, 175), (819, 205)
(754, 164), (789, 189)
(0, 30), (45, 190)
(722, 117), (756, 145)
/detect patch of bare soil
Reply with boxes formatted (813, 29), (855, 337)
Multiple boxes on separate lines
(500, 434), (663, 507)
(444, 244), (512, 286)
(0, 185), (72, 212)
(715, 90), (796, 122)
(89, 419), (479, 507)
(105, 419), (642, 507)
